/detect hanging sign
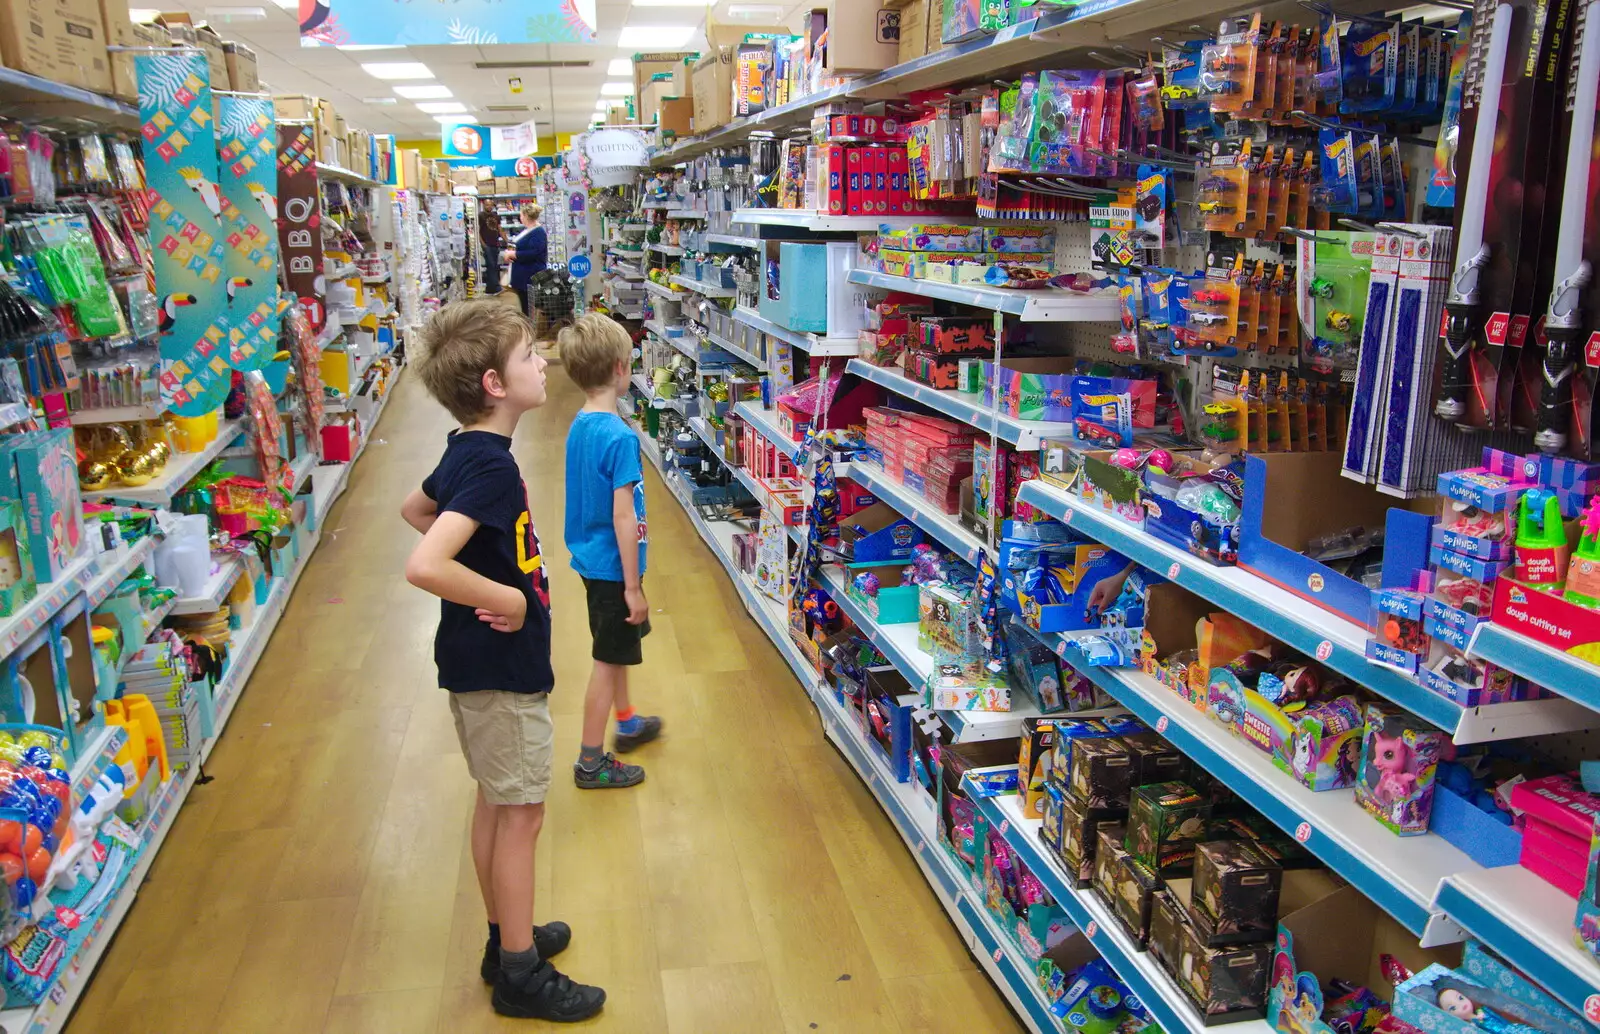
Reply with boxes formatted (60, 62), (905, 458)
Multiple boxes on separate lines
(217, 95), (285, 372)
(276, 124), (326, 332)
(581, 128), (649, 188)
(300, 0), (596, 46)
(441, 122), (488, 159)
(136, 50), (234, 417)
(492, 120), (538, 161)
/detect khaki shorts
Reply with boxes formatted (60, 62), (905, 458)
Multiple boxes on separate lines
(448, 690), (554, 805)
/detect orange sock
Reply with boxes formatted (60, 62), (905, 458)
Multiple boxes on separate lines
(615, 706), (636, 723)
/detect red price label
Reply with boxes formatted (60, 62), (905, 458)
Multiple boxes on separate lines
(1167, 562), (1180, 579)
(992, 948), (1003, 963)
(1583, 995), (1600, 1023)
(1315, 640), (1333, 662)
(1086, 920), (1098, 938)
(1295, 822), (1313, 843)
(1156, 716), (1169, 734)
(999, 819), (1010, 835)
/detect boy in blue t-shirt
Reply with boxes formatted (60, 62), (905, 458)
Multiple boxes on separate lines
(560, 315), (662, 789)
(401, 300), (604, 1022)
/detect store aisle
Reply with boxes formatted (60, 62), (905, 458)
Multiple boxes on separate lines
(65, 368), (1022, 1033)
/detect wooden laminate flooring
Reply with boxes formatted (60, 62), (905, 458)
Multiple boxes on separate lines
(65, 365), (1023, 1033)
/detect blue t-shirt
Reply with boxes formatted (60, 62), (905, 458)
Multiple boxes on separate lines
(420, 431), (554, 695)
(564, 411), (647, 582)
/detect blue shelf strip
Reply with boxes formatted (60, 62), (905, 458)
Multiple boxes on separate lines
(732, 306), (817, 352)
(845, 461), (985, 566)
(1470, 623), (1600, 719)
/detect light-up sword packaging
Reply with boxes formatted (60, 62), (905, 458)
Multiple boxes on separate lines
(1436, 0), (1572, 430)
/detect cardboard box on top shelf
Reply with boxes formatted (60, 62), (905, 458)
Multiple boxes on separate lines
(402, 148), (422, 190)
(658, 96), (693, 137)
(0, 0), (114, 94)
(605, 104), (631, 126)
(631, 52), (694, 104)
(896, 0), (940, 63)
(223, 40), (257, 91)
(825, 1), (900, 72)
(154, 15), (228, 91)
(273, 93), (317, 120)
(475, 166), (495, 184)
(100, 0), (140, 101)
(512, 176), (535, 194)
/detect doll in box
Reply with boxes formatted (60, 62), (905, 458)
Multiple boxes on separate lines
(1355, 705), (1445, 836)
(1279, 695), (1363, 791)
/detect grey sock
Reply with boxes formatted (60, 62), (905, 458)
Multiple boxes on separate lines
(578, 744), (604, 771)
(501, 944), (541, 985)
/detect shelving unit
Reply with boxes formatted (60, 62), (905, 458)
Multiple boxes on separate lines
(845, 462), (986, 566)
(847, 270), (1121, 321)
(706, 329), (765, 370)
(81, 421), (246, 506)
(733, 210), (949, 232)
(670, 273), (736, 298)
(1015, 479), (1599, 743)
(733, 306), (861, 356)
(848, 360), (1076, 450)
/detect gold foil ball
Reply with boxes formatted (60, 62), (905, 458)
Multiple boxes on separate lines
(78, 458), (113, 491)
(115, 450), (160, 487)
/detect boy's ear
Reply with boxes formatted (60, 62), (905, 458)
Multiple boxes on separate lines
(482, 367), (508, 401)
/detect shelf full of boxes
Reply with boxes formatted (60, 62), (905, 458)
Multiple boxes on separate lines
(621, 2), (1600, 1031)
(0, 10), (424, 1025)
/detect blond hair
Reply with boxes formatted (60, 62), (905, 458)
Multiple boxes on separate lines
(520, 202), (542, 223)
(560, 313), (632, 392)
(415, 299), (532, 423)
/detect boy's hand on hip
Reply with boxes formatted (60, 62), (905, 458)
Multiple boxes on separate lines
(477, 587), (527, 633)
(624, 586), (649, 625)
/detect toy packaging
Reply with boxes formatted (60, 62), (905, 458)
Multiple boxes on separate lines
(1123, 730), (1190, 786)
(1111, 850), (1162, 948)
(1354, 704), (1445, 836)
(1279, 695), (1364, 791)
(1187, 840), (1282, 945)
(1067, 736), (1135, 813)
(1018, 717), (1057, 819)
(1149, 883), (1272, 1021)
(4, 430), (84, 583)
(0, 501), (36, 618)
(1055, 794), (1119, 889)
(1126, 781), (1212, 877)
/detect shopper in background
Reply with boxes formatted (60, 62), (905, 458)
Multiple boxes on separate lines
(478, 202), (504, 294)
(503, 202), (547, 319)
(400, 300), (606, 1023)
(560, 314), (663, 789)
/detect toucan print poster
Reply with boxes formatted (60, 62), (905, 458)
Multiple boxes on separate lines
(298, 0), (595, 46)
(136, 49), (235, 417)
(218, 94), (285, 373)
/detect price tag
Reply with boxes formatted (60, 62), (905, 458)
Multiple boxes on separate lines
(1167, 562), (1181, 580)
(1156, 716), (1169, 734)
(992, 948), (1004, 963)
(1583, 995), (1600, 1023)
(1315, 640), (1333, 662)
(1294, 822), (1312, 844)
(1085, 920), (1098, 938)
(916, 840), (926, 853)
(999, 819), (1010, 835)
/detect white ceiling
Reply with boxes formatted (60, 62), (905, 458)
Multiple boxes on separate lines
(142, 0), (809, 141)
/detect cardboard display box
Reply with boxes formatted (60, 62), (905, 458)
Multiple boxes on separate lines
(102, 0), (150, 102)
(0, 0), (113, 94)
(825, 0), (900, 72)
(657, 95), (693, 137)
(692, 19), (788, 133)
(273, 93), (317, 120)
(631, 52), (694, 104)
(223, 40), (257, 92)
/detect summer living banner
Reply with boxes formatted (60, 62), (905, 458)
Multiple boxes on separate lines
(299, 0), (595, 46)
(217, 95), (285, 372)
(136, 50), (234, 417)
(276, 124), (325, 333)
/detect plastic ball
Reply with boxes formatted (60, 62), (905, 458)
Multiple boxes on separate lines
(0, 854), (21, 885)
(19, 747), (52, 770)
(0, 744), (23, 766)
(0, 733), (14, 749)
(1147, 449), (1175, 475)
(24, 848), (48, 883)
(16, 825), (41, 857)
(0, 821), (19, 852)
(1110, 448), (1142, 469)
(15, 732), (51, 752)
(37, 781), (67, 807)
(14, 876), (35, 909)
(853, 572), (881, 597)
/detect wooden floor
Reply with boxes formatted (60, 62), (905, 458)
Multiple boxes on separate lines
(66, 368), (1023, 1033)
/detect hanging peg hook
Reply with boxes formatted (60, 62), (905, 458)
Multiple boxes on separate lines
(1374, 221), (1428, 238)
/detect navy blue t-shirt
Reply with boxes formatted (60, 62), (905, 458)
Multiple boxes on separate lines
(420, 431), (554, 695)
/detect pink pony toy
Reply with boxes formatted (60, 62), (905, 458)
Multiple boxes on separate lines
(1369, 731), (1415, 806)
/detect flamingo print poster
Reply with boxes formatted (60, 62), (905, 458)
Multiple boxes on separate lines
(299, 0), (595, 46)
(218, 94), (286, 373)
(136, 50), (234, 417)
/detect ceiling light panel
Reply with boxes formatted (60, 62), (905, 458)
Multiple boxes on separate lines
(362, 62), (433, 80)
(606, 57), (632, 76)
(617, 25), (695, 47)
(600, 81), (634, 95)
(630, 0), (711, 5)
(393, 84), (452, 98)
(416, 101), (467, 113)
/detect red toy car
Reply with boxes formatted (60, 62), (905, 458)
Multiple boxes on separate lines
(1074, 418), (1122, 447)
(1191, 286), (1231, 305)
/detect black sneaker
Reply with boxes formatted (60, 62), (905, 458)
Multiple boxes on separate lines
(613, 715), (662, 753)
(493, 961), (606, 1022)
(480, 923), (572, 984)
(574, 753), (644, 789)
